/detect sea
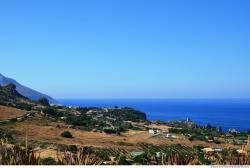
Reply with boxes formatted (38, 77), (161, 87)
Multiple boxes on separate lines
(58, 99), (250, 132)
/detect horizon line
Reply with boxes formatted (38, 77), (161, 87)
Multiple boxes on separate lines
(55, 97), (250, 100)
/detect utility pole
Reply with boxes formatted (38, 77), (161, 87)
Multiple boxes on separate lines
(25, 127), (28, 155)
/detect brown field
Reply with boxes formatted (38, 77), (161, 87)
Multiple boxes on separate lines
(39, 149), (58, 159)
(0, 117), (242, 159)
(1, 119), (160, 149)
(1, 118), (236, 150)
(1, 119), (132, 148)
(145, 123), (171, 131)
(0, 105), (25, 120)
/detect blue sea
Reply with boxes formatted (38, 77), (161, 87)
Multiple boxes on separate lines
(58, 99), (250, 132)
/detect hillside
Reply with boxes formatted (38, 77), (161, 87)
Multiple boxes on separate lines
(0, 105), (25, 120)
(0, 81), (249, 165)
(0, 83), (27, 101)
(0, 73), (56, 103)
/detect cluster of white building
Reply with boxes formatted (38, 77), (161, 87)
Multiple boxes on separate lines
(148, 129), (176, 139)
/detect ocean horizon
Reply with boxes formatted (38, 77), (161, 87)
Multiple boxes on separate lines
(58, 98), (250, 132)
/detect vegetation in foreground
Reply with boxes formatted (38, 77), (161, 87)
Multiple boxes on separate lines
(0, 135), (249, 165)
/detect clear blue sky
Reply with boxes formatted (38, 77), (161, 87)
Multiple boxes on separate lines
(0, 0), (250, 99)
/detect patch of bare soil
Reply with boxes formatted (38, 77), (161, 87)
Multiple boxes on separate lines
(0, 105), (25, 120)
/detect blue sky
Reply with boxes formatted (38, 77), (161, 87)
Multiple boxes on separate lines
(0, 0), (250, 99)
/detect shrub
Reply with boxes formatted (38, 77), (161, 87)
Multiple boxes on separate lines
(25, 106), (32, 111)
(115, 154), (130, 165)
(38, 97), (50, 106)
(68, 145), (78, 153)
(0, 129), (13, 142)
(40, 157), (57, 165)
(57, 144), (68, 152)
(57, 147), (102, 165)
(133, 154), (148, 165)
(103, 128), (118, 134)
(0, 140), (40, 165)
(43, 108), (63, 117)
(10, 118), (18, 122)
(188, 137), (193, 141)
(61, 131), (73, 138)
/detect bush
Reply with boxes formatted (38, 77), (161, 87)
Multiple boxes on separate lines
(188, 137), (193, 141)
(0, 141), (40, 165)
(25, 106), (32, 111)
(57, 144), (68, 152)
(57, 147), (102, 165)
(68, 145), (78, 153)
(38, 97), (50, 106)
(103, 128), (118, 134)
(61, 131), (73, 138)
(0, 129), (14, 142)
(43, 108), (63, 117)
(133, 154), (148, 165)
(115, 154), (130, 165)
(10, 118), (18, 122)
(40, 157), (57, 165)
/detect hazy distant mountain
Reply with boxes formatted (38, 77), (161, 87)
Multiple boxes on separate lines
(0, 73), (57, 104)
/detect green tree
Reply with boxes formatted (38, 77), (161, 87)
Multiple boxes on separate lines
(38, 97), (50, 106)
(61, 131), (73, 138)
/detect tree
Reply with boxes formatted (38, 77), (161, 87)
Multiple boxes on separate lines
(61, 131), (73, 138)
(38, 97), (50, 106)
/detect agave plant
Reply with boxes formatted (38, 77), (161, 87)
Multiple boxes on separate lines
(57, 147), (102, 165)
(225, 150), (250, 165)
(204, 149), (250, 165)
(0, 138), (40, 165)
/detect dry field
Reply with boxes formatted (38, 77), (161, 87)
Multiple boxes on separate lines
(145, 123), (172, 131)
(0, 105), (25, 120)
(0, 117), (242, 159)
(0, 117), (236, 150)
(39, 149), (58, 159)
(1, 118), (170, 150)
(1, 119), (133, 149)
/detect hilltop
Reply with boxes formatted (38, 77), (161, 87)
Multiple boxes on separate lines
(0, 73), (56, 103)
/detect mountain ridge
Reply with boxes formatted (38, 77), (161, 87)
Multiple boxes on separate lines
(0, 73), (57, 104)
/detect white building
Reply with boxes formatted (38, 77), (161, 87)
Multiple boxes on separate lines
(149, 129), (160, 135)
(165, 133), (172, 138)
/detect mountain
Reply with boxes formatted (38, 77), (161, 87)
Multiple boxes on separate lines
(0, 83), (27, 101)
(0, 73), (57, 104)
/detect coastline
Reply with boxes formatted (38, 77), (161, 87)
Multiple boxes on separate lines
(58, 98), (250, 132)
